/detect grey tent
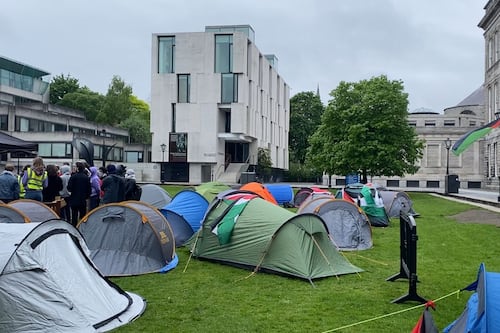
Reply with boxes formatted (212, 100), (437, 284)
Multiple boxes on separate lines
(378, 190), (419, 218)
(189, 195), (362, 283)
(9, 199), (60, 221)
(0, 219), (146, 332)
(298, 197), (373, 251)
(140, 184), (172, 209)
(0, 199), (59, 223)
(78, 201), (177, 276)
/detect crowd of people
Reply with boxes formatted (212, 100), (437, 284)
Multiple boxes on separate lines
(0, 157), (140, 227)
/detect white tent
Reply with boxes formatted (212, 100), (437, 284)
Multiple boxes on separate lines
(0, 220), (146, 332)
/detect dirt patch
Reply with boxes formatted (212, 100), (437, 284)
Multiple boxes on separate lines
(450, 209), (500, 226)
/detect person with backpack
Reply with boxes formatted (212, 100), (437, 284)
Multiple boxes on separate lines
(124, 168), (141, 201)
(101, 164), (125, 204)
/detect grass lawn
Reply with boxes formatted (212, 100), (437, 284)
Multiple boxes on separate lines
(112, 189), (500, 332)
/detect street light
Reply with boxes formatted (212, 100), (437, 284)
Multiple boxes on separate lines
(160, 143), (166, 184)
(444, 137), (452, 194)
(160, 143), (166, 162)
(102, 129), (107, 168)
(444, 137), (452, 176)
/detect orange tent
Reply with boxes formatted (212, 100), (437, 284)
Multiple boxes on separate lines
(239, 182), (278, 205)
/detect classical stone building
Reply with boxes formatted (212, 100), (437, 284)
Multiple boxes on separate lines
(479, 0), (500, 191)
(150, 25), (290, 184)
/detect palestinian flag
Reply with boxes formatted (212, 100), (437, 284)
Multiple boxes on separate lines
(452, 118), (500, 155)
(411, 302), (438, 333)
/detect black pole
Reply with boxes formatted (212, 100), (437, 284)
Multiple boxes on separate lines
(446, 147), (450, 176)
(498, 176), (500, 203)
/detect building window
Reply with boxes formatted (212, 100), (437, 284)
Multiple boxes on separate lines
(158, 36), (175, 73)
(0, 115), (7, 130)
(177, 74), (190, 103)
(38, 143), (72, 158)
(125, 151), (143, 163)
(443, 120), (455, 127)
(424, 120), (436, 127)
(408, 121), (416, 127)
(215, 35), (233, 73)
(171, 103), (176, 133)
(221, 73), (238, 103)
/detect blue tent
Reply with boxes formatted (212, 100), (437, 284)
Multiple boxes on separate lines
(264, 184), (294, 207)
(444, 263), (500, 332)
(160, 190), (209, 247)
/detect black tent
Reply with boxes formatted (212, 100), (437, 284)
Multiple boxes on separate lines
(0, 132), (38, 153)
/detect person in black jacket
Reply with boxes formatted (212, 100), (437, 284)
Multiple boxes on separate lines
(101, 164), (125, 204)
(42, 164), (63, 202)
(67, 161), (91, 227)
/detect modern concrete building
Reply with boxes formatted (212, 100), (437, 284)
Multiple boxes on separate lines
(150, 25), (290, 184)
(0, 55), (129, 169)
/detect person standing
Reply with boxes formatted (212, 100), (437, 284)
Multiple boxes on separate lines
(59, 164), (72, 222)
(42, 164), (63, 202)
(17, 164), (29, 199)
(0, 164), (20, 203)
(67, 161), (91, 227)
(101, 164), (125, 204)
(89, 166), (101, 211)
(124, 168), (141, 200)
(22, 157), (48, 202)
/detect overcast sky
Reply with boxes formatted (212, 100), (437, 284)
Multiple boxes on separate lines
(1, 0), (486, 113)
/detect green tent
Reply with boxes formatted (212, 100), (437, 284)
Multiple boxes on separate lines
(194, 181), (231, 202)
(189, 196), (362, 282)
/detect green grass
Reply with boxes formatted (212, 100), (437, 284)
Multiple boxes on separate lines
(112, 189), (500, 332)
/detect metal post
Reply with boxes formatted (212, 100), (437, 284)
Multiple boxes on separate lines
(444, 138), (452, 194)
(160, 143), (166, 183)
(498, 176), (500, 203)
(102, 129), (107, 168)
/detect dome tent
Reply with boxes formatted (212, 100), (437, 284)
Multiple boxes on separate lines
(78, 201), (177, 276)
(160, 189), (209, 247)
(139, 184), (172, 209)
(0, 199), (59, 223)
(188, 194), (362, 283)
(0, 219), (146, 332)
(298, 197), (372, 251)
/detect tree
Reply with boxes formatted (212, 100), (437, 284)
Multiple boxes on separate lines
(57, 87), (105, 121)
(119, 95), (151, 144)
(49, 74), (80, 104)
(96, 76), (133, 126)
(289, 91), (324, 164)
(256, 147), (272, 181)
(306, 75), (424, 183)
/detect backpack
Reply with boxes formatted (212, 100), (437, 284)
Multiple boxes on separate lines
(130, 184), (142, 201)
(125, 179), (142, 201)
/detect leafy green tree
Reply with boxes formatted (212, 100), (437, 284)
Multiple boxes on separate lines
(306, 75), (424, 183)
(256, 147), (272, 181)
(96, 76), (133, 126)
(119, 95), (151, 144)
(289, 91), (324, 164)
(57, 87), (105, 121)
(49, 74), (80, 104)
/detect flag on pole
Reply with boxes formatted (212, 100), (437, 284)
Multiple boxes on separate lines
(451, 118), (500, 156)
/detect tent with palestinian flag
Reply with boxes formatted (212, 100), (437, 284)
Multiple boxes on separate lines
(451, 118), (500, 155)
(187, 192), (362, 282)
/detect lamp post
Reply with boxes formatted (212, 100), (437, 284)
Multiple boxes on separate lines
(160, 143), (166, 183)
(160, 143), (166, 162)
(444, 137), (452, 194)
(498, 175), (500, 203)
(102, 129), (107, 168)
